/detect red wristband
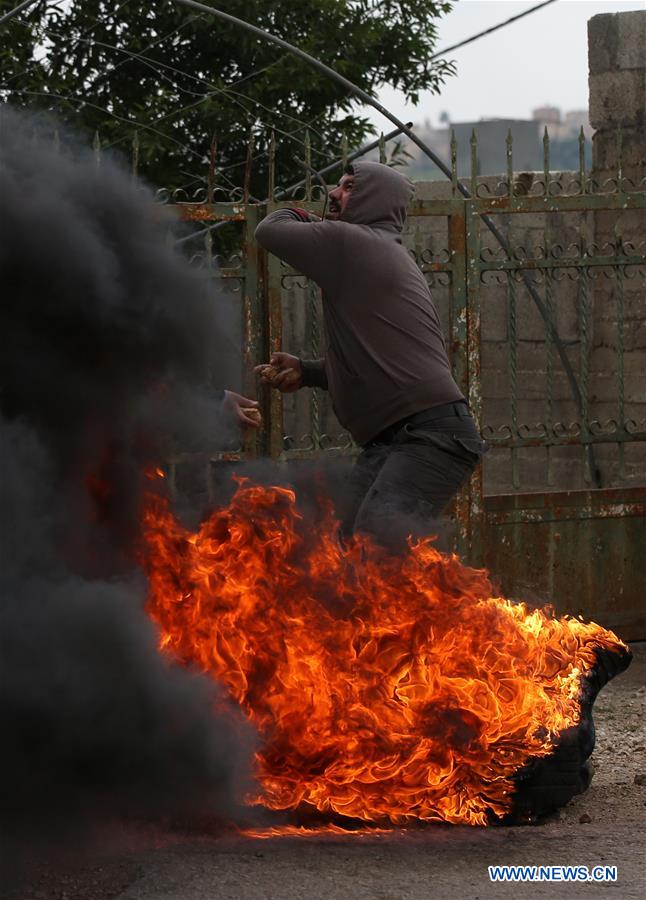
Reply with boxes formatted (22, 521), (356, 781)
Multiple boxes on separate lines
(288, 207), (315, 222)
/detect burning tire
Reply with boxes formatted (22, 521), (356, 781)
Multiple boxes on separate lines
(143, 481), (632, 828)
(507, 644), (632, 824)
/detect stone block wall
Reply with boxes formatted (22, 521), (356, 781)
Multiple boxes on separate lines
(588, 10), (646, 178)
(588, 10), (646, 491)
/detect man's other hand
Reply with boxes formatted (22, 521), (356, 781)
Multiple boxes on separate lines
(254, 352), (303, 393)
(223, 390), (261, 428)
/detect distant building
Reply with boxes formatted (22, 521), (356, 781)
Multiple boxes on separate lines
(397, 107), (592, 179)
(533, 106), (562, 127)
(564, 110), (593, 139)
(395, 121), (450, 179)
(532, 106), (593, 140)
(452, 119), (541, 176)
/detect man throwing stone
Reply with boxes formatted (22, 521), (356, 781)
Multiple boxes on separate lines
(254, 161), (486, 552)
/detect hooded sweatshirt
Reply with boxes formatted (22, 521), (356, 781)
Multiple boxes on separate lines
(254, 161), (464, 445)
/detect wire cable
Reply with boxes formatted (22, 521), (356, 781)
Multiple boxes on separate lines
(0, 0), (41, 27)
(83, 12), (204, 93)
(5, 8), (329, 157)
(2, 87), (242, 197)
(146, 85), (329, 159)
(430, 0), (558, 61)
(7, 87), (205, 157)
(7, 18), (205, 98)
(9, 86), (255, 196)
(0, 0), (134, 89)
(7, 15), (284, 108)
(2, 16), (328, 171)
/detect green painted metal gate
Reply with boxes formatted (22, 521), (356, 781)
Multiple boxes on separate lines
(171, 130), (646, 639)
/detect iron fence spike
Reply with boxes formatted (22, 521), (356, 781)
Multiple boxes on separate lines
(268, 129), (276, 200)
(243, 127), (254, 203)
(616, 125), (623, 189)
(131, 130), (139, 180)
(470, 130), (478, 194)
(304, 129), (312, 200)
(506, 129), (514, 198)
(207, 132), (217, 205)
(450, 129), (458, 193)
(579, 126), (586, 194)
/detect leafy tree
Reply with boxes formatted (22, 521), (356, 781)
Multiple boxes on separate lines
(1, 0), (455, 194)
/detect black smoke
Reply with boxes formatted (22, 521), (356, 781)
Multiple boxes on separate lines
(0, 108), (254, 851)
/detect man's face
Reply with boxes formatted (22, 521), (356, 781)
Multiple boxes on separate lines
(326, 173), (354, 220)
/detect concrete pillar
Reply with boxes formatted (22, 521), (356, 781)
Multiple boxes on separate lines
(588, 10), (646, 177)
(588, 10), (646, 489)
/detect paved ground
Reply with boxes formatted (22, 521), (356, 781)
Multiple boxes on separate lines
(7, 643), (645, 900)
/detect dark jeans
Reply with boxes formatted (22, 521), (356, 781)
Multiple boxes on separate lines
(341, 402), (487, 554)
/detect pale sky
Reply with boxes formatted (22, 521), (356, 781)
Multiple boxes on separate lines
(359, 0), (645, 129)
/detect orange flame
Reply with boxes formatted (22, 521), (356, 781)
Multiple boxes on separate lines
(142, 481), (626, 826)
(240, 824), (393, 839)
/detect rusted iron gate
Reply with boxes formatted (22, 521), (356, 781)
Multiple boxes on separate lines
(456, 147), (646, 642)
(170, 130), (646, 639)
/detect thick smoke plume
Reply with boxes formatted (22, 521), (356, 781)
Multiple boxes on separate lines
(0, 108), (254, 847)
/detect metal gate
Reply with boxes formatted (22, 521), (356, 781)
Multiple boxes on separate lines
(170, 129), (646, 639)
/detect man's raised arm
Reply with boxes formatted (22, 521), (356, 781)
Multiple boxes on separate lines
(254, 208), (340, 290)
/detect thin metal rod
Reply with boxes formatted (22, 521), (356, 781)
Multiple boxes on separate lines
(168, 0), (600, 485)
(0, 0), (41, 26)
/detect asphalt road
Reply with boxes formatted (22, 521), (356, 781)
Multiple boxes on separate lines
(7, 643), (645, 900)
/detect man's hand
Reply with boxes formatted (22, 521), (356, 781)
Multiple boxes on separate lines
(254, 352), (303, 393)
(223, 390), (261, 428)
